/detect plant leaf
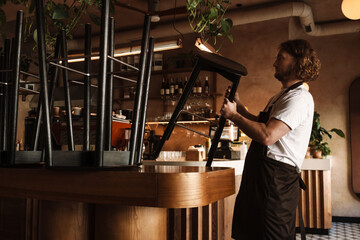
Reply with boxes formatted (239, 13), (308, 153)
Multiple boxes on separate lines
(52, 4), (69, 19)
(220, 18), (231, 33)
(330, 128), (345, 138)
(226, 33), (233, 42)
(208, 7), (218, 20)
(33, 28), (38, 44)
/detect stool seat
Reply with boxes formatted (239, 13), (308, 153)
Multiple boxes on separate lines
(197, 51), (248, 77)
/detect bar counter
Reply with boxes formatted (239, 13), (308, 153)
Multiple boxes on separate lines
(0, 165), (235, 240)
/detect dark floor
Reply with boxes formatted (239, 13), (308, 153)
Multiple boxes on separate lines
(296, 222), (360, 240)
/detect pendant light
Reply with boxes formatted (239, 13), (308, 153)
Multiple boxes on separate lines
(341, 0), (360, 20)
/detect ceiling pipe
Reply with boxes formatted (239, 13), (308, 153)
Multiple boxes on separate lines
(68, 2), (360, 51)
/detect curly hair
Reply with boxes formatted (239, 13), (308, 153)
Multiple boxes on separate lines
(280, 39), (321, 82)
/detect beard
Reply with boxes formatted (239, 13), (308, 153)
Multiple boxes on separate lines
(274, 64), (294, 82)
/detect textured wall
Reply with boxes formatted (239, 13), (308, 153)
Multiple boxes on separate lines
(216, 17), (360, 217)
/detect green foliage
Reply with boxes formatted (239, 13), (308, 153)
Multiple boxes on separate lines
(0, 0), (112, 50)
(310, 111), (345, 157)
(186, 0), (233, 51)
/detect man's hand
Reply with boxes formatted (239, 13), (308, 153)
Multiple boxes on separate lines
(220, 98), (237, 120)
(225, 86), (240, 105)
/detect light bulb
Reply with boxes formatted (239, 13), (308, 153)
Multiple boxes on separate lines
(341, 0), (360, 20)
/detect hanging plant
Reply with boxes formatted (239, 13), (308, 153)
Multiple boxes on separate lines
(0, 0), (111, 51)
(186, 0), (233, 51)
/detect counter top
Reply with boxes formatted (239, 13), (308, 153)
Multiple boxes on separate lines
(0, 165), (235, 208)
(144, 157), (331, 175)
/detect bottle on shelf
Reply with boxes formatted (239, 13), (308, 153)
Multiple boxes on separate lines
(174, 78), (179, 95)
(197, 78), (202, 95)
(165, 77), (170, 96)
(204, 76), (209, 95)
(178, 78), (183, 95)
(170, 78), (175, 96)
(192, 77), (197, 95)
(160, 77), (165, 97)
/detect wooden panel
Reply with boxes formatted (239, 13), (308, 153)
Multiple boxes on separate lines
(38, 201), (90, 240)
(0, 197), (27, 240)
(94, 205), (166, 240)
(296, 170), (332, 229)
(0, 166), (235, 208)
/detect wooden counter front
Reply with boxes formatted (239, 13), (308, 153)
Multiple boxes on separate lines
(0, 165), (235, 240)
(0, 165), (235, 208)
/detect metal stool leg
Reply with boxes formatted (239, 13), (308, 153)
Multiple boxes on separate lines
(60, 29), (75, 151)
(206, 77), (240, 167)
(35, 0), (53, 166)
(128, 14), (151, 165)
(83, 24), (91, 152)
(153, 59), (201, 160)
(33, 35), (61, 151)
(105, 17), (114, 151)
(0, 39), (11, 152)
(8, 11), (23, 165)
(135, 37), (155, 164)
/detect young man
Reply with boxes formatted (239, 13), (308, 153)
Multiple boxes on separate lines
(220, 39), (321, 239)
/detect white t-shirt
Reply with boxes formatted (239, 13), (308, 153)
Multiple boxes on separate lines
(264, 85), (314, 172)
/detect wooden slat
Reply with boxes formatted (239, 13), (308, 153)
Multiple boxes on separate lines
(211, 202), (218, 240)
(190, 207), (198, 240)
(296, 170), (332, 230)
(202, 205), (210, 240)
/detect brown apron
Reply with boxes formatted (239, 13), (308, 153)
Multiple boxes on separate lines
(232, 82), (306, 240)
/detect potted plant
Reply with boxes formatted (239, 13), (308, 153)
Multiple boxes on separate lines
(309, 111), (345, 158)
(186, 0), (233, 51)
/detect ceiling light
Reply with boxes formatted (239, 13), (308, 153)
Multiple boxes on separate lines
(195, 38), (215, 53)
(341, 0), (360, 20)
(67, 39), (182, 63)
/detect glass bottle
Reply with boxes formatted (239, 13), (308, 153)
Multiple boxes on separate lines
(170, 78), (175, 96)
(160, 77), (165, 96)
(204, 76), (209, 95)
(165, 77), (170, 96)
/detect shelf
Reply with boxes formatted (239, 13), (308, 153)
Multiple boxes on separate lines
(119, 93), (218, 101)
(118, 67), (194, 78)
(146, 118), (217, 125)
(19, 87), (39, 95)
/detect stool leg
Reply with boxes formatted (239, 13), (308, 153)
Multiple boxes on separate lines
(83, 24), (92, 152)
(134, 37), (154, 164)
(95, 0), (110, 167)
(153, 59), (201, 160)
(128, 14), (151, 165)
(33, 35), (61, 151)
(35, 0), (53, 166)
(60, 30), (75, 151)
(105, 17), (114, 151)
(206, 77), (240, 167)
(0, 39), (10, 152)
(8, 11), (23, 165)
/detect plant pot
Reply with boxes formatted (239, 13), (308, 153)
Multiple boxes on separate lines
(311, 149), (322, 159)
(305, 147), (311, 159)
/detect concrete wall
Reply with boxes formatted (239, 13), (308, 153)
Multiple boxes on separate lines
(215, 17), (360, 217)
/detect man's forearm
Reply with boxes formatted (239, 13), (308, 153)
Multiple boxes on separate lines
(236, 104), (258, 121)
(230, 112), (268, 144)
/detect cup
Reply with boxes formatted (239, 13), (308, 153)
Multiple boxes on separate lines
(73, 107), (82, 116)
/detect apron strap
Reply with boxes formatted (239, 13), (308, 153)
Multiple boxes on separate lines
(298, 176), (307, 240)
